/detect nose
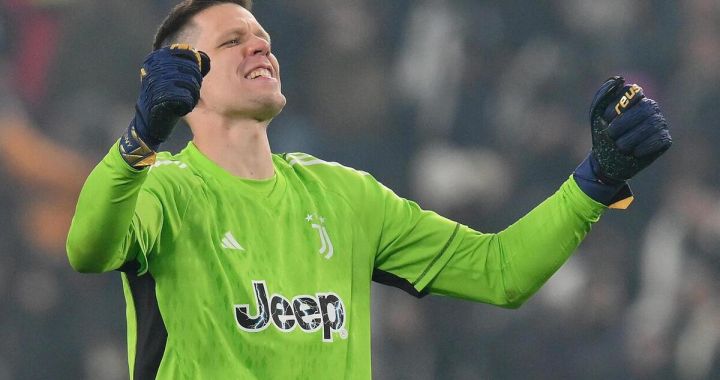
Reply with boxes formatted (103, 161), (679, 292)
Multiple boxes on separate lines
(244, 36), (270, 57)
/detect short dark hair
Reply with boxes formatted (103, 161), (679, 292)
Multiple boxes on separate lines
(153, 0), (253, 50)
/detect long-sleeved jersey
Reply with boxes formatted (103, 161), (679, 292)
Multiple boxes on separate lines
(67, 141), (606, 379)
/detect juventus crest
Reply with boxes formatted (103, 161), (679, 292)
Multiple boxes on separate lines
(305, 213), (334, 259)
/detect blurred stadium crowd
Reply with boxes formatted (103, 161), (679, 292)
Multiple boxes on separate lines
(1, 0), (719, 379)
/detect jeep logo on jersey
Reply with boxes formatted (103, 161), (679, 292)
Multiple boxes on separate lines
(234, 280), (347, 342)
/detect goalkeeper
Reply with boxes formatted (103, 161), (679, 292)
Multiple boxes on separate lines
(66, 0), (672, 379)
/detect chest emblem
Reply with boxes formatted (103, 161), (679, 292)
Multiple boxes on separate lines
(220, 231), (245, 251)
(306, 213), (334, 259)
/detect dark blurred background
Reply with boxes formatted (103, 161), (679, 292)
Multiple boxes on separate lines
(1, 0), (719, 379)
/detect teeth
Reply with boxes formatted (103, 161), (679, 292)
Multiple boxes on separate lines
(246, 68), (272, 79)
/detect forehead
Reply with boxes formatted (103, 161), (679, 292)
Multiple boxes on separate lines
(192, 3), (268, 39)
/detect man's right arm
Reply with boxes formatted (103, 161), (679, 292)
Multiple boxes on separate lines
(66, 44), (209, 273)
(66, 142), (161, 273)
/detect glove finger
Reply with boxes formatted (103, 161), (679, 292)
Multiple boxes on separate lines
(198, 51), (211, 77)
(606, 98), (661, 140)
(150, 71), (199, 92)
(152, 77), (200, 113)
(175, 63), (204, 83)
(150, 100), (189, 128)
(172, 79), (201, 102)
(602, 84), (645, 123)
(142, 54), (201, 85)
(589, 76), (625, 125)
(167, 44), (210, 77)
(168, 44), (204, 64)
(157, 94), (197, 117)
(614, 114), (666, 153)
(633, 128), (672, 158)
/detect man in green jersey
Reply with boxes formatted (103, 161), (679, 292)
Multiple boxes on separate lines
(66, 0), (672, 378)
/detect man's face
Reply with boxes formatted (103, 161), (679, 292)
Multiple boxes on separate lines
(191, 4), (286, 121)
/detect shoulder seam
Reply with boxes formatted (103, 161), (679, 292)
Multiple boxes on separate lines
(285, 152), (369, 175)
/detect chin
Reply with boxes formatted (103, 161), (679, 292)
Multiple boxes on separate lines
(251, 94), (287, 121)
(224, 92), (286, 121)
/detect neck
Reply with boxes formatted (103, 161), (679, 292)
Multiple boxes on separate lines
(188, 112), (274, 180)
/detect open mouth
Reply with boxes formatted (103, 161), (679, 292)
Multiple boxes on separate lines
(245, 68), (273, 80)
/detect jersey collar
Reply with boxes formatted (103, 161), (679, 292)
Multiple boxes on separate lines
(183, 141), (287, 206)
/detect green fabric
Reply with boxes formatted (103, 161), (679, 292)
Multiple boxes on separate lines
(66, 141), (606, 379)
(427, 176), (605, 307)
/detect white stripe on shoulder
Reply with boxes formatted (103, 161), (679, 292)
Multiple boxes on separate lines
(149, 159), (189, 171)
(286, 152), (313, 160)
(286, 153), (335, 166)
(289, 158), (343, 167)
(286, 153), (369, 175)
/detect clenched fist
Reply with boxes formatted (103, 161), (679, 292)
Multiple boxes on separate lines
(120, 44), (210, 168)
(574, 76), (672, 208)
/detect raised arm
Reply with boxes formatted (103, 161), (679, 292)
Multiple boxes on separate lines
(429, 77), (672, 307)
(66, 45), (209, 273)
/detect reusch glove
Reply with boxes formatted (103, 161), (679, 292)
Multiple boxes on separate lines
(119, 44), (210, 168)
(574, 76), (672, 208)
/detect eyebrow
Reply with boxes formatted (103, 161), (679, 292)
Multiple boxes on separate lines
(220, 27), (271, 44)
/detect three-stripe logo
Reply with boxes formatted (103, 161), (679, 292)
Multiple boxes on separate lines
(221, 231), (245, 251)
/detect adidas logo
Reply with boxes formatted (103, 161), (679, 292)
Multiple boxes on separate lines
(221, 231), (245, 251)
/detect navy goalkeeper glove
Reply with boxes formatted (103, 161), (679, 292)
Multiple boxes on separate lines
(119, 44), (210, 168)
(574, 76), (672, 208)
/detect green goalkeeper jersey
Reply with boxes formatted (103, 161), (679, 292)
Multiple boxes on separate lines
(67, 141), (606, 379)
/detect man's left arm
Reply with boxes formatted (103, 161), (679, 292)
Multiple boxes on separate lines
(373, 76), (671, 307)
(427, 177), (603, 308)
(428, 76), (672, 307)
